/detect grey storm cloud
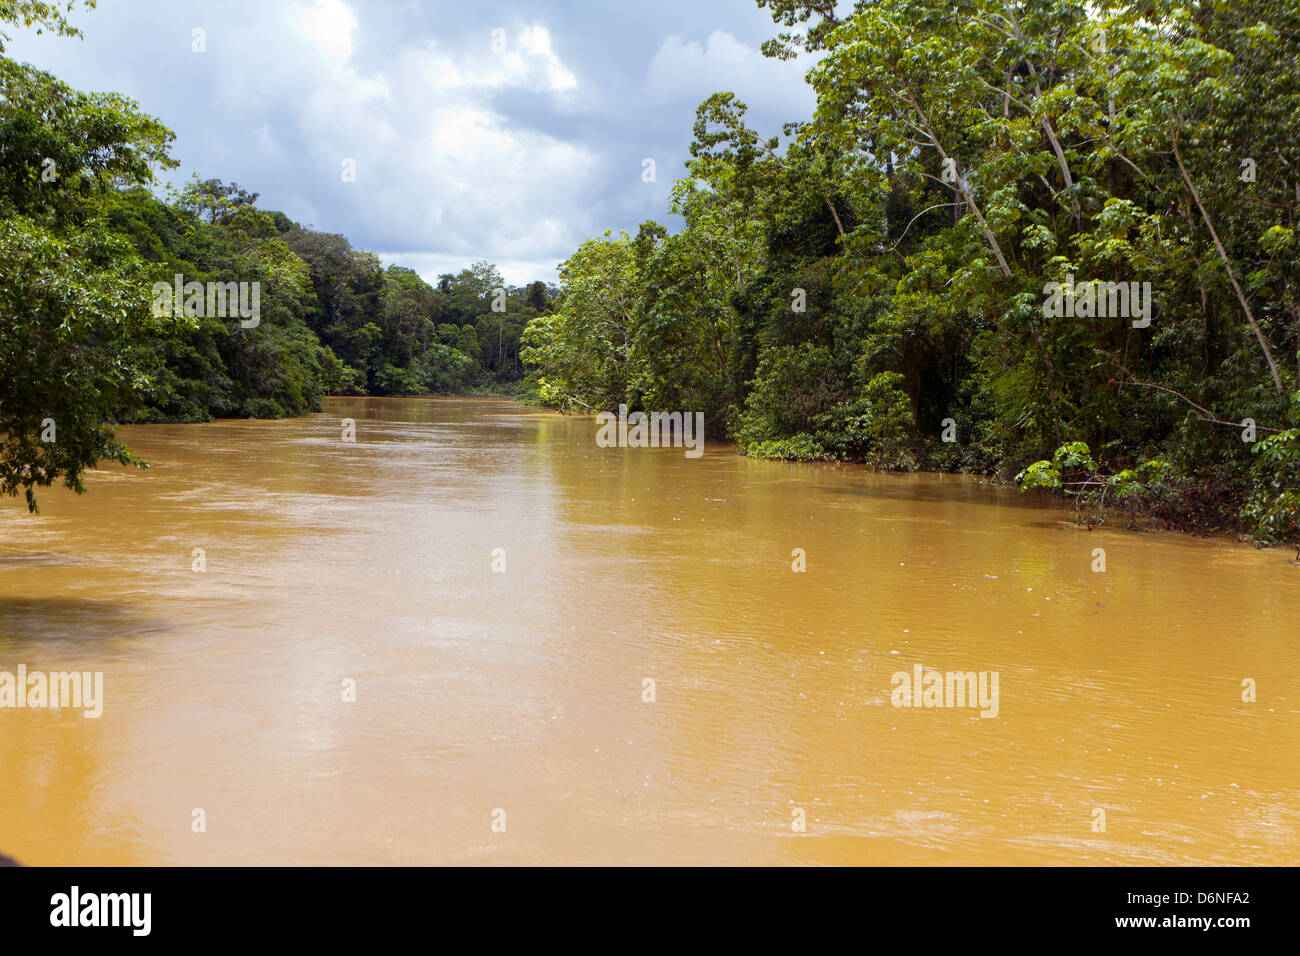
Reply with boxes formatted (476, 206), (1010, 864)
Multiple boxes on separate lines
(5, 0), (816, 284)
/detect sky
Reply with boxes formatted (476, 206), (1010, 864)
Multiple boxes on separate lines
(5, 0), (818, 285)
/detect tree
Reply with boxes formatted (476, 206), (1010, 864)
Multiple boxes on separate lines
(0, 0), (94, 52)
(522, 230), (639, 409)
(0, 57), (175, 224)
(0, 218), (157, 510)
(0, 4), (179, 509)
(523, 0), (1300, 541)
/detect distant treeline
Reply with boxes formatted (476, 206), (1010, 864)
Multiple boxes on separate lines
(105, 179), (553, 423)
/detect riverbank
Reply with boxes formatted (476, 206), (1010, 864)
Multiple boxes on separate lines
(517, 397), (1300, 553)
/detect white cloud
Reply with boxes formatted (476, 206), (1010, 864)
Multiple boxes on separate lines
(377, 251), (562, 287)
(282, 17), (593, 283)
(426, 24), (578, 96)
(431, 106), (516, 162)
(297, 0), (358, 60)
(645, 29), (815, 115)
(517, 24), (577, 91)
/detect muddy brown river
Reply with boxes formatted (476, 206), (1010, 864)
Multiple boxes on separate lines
(1, 396), (1296, 864)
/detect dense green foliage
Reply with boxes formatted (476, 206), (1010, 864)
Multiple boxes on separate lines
(524, 0), (1300, 543)
(0, 15), (170, 510)
(0, 5), (549, 510)
(105, 180), (550, 421)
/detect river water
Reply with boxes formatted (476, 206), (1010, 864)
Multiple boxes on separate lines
(1, 396), (1296, 865)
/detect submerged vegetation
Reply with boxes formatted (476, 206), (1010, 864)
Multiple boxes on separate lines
(522, 0), (1300, 545)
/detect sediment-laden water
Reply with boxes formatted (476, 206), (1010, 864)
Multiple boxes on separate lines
(1, 396), (1296, 864)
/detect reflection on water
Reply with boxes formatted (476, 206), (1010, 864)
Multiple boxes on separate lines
(0, 396), (1297, 864)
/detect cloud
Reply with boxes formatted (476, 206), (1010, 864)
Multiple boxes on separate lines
(2, 0), (815, 287)
(377, 251), (563, 287)
(297, 0), (357, 61)
(645, 29), (814, 116)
